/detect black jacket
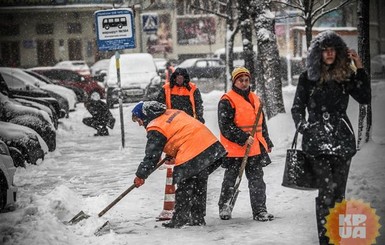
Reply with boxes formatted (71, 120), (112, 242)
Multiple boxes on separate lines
(291, 69), (371, 158)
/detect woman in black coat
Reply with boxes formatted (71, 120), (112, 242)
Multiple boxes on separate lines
(291, 31), (371, 245)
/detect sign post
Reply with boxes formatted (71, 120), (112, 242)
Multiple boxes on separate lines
(95, 8), (136, 148)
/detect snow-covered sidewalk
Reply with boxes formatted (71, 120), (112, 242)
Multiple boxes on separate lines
(1, 82), (384, 245)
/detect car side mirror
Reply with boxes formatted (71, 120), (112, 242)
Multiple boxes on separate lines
(26, 85), (30, 90)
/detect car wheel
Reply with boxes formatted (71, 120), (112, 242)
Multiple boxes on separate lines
(89, 91), (101, 101)
(0, 171), (7, 211)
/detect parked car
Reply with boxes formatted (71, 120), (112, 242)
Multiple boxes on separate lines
(153, 58), (167, 75)
(0, 139), (18, 212)
(1, 67), (74, 118)
(371, 54), (385, 77)
(55, 60), (91, 76)
(0, 68), (64, 128)
(90, 59), (110, 84)
(0, 81), (56, 153)
(0, 121), (47, 166)
(177, 58), (226, 79)
(105, 53), (162, 108)
(24, 69), (77, 113)
(29, 67), (105, 101)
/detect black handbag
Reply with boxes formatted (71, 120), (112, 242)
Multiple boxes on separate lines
(282, 129), (318, 190)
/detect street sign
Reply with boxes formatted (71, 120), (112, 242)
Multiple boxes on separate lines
(141, 13), (158, 32)
(94, 8), (135, 51)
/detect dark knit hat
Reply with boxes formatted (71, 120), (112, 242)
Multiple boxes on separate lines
(231, 67), (250, 83)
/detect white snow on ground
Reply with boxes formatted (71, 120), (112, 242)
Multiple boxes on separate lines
(1, 81), (384, 245)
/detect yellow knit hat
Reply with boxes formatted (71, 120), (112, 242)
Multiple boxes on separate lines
(231, 67), (250, 83)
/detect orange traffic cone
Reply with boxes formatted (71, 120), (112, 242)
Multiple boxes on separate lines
(157, 159), (175, 221)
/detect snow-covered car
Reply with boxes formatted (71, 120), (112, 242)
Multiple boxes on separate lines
(1, 67), (74, 117)
(24, 69), (77, 114)
(90, 59), (110, 84)
(105, 53), (162, 108)
(0, 92), (56, 152)
(29, 67), (105, 101)
(0, 121), (47, 166)
(0, 139), (17, 212)
(0, 67), (65, 125)
(55, 60), (91, 76)
(371, 54), (385, 76)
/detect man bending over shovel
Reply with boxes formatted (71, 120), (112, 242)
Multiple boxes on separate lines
(131, 101), (227, 228)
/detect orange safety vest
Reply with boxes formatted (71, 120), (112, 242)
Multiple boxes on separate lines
(146, 109), (218, 166)
(165, 66), (176, 84)
(163, 82), (198, 119)
(219, 90), (268, 157)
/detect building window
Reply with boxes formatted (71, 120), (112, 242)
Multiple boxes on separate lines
(36, 24), (54, 35)
(67, 23), (82, 34)
(0, 24), (19, 36)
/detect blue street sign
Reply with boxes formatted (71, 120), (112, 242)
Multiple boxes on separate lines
(142, 13), (158, 32)
(94, 8), (135, 51)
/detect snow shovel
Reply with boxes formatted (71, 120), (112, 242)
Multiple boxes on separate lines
(67, 157), (168, 225)
(222, 103), (263, 214)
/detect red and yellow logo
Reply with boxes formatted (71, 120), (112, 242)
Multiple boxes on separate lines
(325, 199), (381, 245)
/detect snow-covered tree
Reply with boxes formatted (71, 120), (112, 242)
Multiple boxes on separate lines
(250, 0), (285, 119)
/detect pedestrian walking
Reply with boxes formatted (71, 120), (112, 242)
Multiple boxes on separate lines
(217, 67), (274, 222)
(131, 101), (226, 228)
(291, 30), (371, 245)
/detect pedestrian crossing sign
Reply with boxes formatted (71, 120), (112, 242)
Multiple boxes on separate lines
(141, 13), (158, 32)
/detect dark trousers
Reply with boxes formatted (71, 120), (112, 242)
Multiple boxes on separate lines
(308, 155), (351, 245)
(172, 173), (208, 225)
(218, 156), (267, 217)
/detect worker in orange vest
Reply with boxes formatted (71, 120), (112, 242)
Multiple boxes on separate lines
(131, 101), (226, 228)
(156, 67), (205, 123)
(217, 67), (274, 222)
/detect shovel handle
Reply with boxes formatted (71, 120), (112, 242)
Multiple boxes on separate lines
(98, 157), (168, 218)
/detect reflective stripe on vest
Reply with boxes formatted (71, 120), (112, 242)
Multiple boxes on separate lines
(163, 82), (197, 118)
(220, 90), (268, 157)
(146, 109), (217, 166)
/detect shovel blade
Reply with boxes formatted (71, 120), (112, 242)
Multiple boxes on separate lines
(67, 211), (90, 224)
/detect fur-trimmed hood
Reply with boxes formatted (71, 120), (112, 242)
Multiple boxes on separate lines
(306, 30), (349, 81)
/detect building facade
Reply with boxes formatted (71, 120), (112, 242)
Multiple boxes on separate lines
(0, 0), (384, 68)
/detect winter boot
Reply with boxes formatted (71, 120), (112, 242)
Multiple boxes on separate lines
(219, 204), (232, 220)
(99, 127), (109, 136)
(254, 211), (274, 221)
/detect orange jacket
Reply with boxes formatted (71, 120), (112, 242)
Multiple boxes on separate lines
(220, 90), (268, 157)
(146, 109), (217, 166)
(163, 82), (198, 119)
